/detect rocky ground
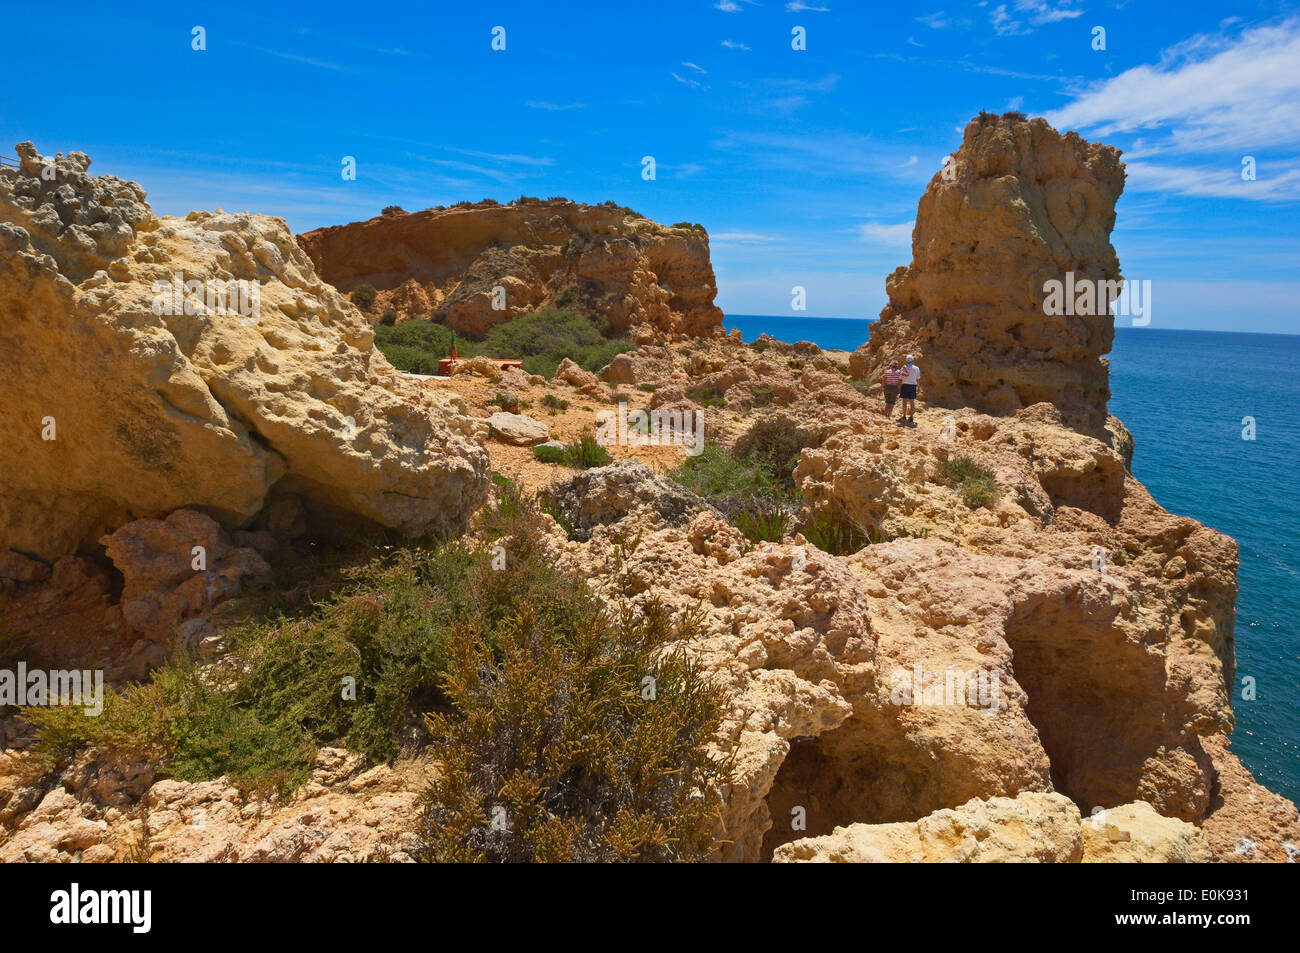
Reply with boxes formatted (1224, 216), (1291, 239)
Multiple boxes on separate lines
(1, 116), (1296, 863)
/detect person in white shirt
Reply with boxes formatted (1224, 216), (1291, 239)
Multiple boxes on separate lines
(899, 354), (920, 425)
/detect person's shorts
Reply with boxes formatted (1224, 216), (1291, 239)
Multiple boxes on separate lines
(883, 385), (900, 404)
(900, 383), (917, 400)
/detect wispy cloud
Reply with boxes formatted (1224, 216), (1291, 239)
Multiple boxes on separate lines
(721, 39), (751, 50)
(235, 43), (360, 74)
(915, 10), (962, 29)
(525, 101), (586, 111)
(672, 71), (709, 89)
(786, 2), (830, 11)
(444, 147), (554, 167)
(715, 0), (742, 12)
(711, 232), (787, 243)
(990, 1), (1083, 37)
(1125, 162), (1300, 201)
(857, 222), (914, 248)
(682, 61), (708, 73)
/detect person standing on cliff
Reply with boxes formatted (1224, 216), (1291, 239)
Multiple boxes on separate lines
(882, 360), (903, 418)
(899, 354), (920, 425)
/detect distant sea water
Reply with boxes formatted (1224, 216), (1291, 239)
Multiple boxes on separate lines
(725, 314), (1300, 803)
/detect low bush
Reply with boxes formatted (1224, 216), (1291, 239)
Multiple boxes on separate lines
(564, 433), (613, 469)
(937, 456), (998, 509)
(531, 443), (568, 465)
(801, 503), (885, 556)
(350, 284), (378, 311)
(27, 493), (734, 861)
(732, 416), (823, 489)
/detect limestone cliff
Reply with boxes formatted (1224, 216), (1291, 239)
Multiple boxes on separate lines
(0, 142), (490, 563)
(296, 200), (724, 339)
(851, 113), (1126, 434)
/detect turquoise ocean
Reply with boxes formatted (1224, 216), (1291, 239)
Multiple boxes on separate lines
(726, 314), (1300, 803)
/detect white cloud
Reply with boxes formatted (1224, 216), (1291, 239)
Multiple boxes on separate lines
(916, 11), (954, 29)
(1005, 95), (1024, 111)
(786, 2), (830, 11)
(990, 1), (1083, 36)
(525, 101), (585, 111)
(1125, 162), (1300, 201)
(857, 222), (915, 248)
(682, 61), (708, 73)
(1048, 18), (1300, 154)
(721, 39), (751, 50)
(672, 71), (709, 89)
(715, 0), (742, 12)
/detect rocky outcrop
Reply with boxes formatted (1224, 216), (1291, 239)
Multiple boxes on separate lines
(773, 793), (1084, 863)
(546, 461), (718, 542)
(1081, 801), (1212, 862)
(773, 793), (1213, 862)
(296, 199), (724, 339)
(0, 748), (427, 862)
(0, 143), (491, 562)
(851, 113), (1126, 434)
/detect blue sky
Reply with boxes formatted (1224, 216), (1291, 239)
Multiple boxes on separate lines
(3, 0), (1298, 332)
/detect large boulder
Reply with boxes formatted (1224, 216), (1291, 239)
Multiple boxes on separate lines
(0, 143), (490, 560)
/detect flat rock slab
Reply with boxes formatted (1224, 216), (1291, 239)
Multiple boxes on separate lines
(488, 412), (549, 445)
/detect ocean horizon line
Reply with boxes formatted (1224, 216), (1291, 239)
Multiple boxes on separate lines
(721, 314), (1300, 339)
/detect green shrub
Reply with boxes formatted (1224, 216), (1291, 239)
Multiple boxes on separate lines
(801, 504), (885, 556)
(937, 457), (998, 509)
(730, 495), (792, 544)
(542, 394), (569, 411)
(666, 444), (798, 543)
(380, 308), (398, 326)
(28, 491), (735, 851)
(564, 433), (613, 469)
(373, 320), (469, 373)
(420, 591), (730, 862)
(733, 416), (824, 489)
(531, 443), (568, 465)
(350, 284), (378, 311)
(667, 443), (775, 501)
(382, 205), (405, 215)
(478, 308), (634, 379)
(686, 382), (726, 408)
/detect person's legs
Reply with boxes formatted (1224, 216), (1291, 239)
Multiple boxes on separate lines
(885, 401), (894, 418)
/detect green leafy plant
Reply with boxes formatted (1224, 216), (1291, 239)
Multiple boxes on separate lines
(531, 443), (568, 465)
(801, 503), (885, 556)
(937, 457), (998, 509)
(564, 432), (613, 469)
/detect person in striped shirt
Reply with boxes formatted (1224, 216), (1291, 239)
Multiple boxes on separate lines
(882, 360), (903, 418)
